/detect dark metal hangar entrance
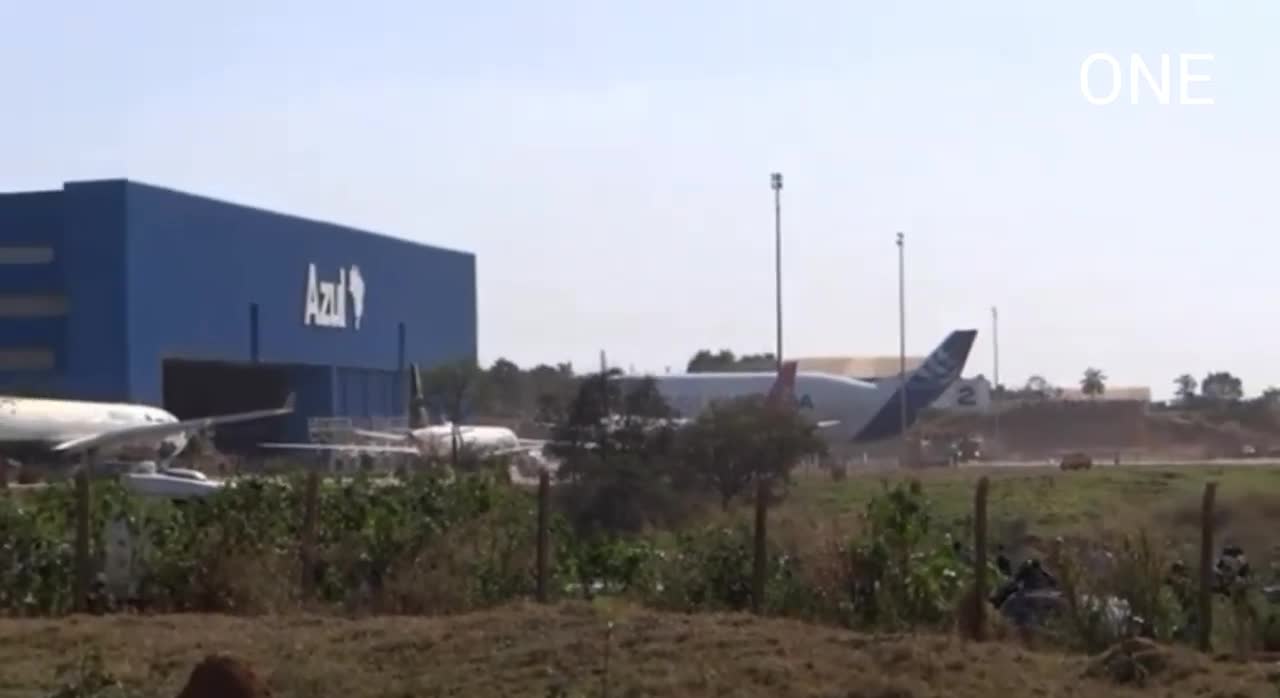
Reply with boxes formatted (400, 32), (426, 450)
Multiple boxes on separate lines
(161, 359), (293, 452)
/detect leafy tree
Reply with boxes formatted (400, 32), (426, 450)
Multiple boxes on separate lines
(546, 373), (690, 535)
(546, 372), (677, 467)
(621, 376), (676, 421)
(484, 358), (524, 415)
(419, 359), (485, 465)
(420, 359), (483, 422)
(524, 362), (577, 421)
(1174, 374), (1198, 405)
(418, 358), (580, 420)
(534, 393), (564, 426)
(686, 349), (776, 373)
(1201, 371), (1244, 403)
(687, 349), (735, 372)
(675, 395), (827, 510)
(1025, 375), (1053, 399)
(1080, 367), (1107, 398)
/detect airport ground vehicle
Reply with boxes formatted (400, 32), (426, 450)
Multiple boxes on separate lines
(1058, 451), (1093, 470)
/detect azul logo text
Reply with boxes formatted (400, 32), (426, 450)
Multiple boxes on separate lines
(1080, 52), (1214, 106)
(304, 263), (366, 329)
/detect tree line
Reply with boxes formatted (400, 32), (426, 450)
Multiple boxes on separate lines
(414, 358), (579, 424)
(416, 347), (785, 424)
(418, 355), (1280, 428)
(992, 368), (1277, 408)
(1171, 372), (1280, 407)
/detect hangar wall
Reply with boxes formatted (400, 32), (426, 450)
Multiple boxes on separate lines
(0, 178), (478, 443)
(123, 181), (477, 390)
(121, 180), (477, 435)
(0, 182), (131, 399)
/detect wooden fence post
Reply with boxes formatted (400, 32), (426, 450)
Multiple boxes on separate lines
(973, 476), (990, 641)
(536, 469), (550, 603)
(299, 469), (320, 601)
(751, 478), (768, 615)
(1198, 481), (1218, 653)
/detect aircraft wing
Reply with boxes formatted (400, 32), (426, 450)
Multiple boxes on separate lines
(490, 441), (549, 457)
(352, 429), (415, 443)
(351, 426), (487, 443)
(50, 395), (296, 455)
(259, 441), (420, 455)
(260, 441), (543, 458)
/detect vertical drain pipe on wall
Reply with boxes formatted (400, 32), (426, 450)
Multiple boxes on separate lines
(397, 322), (407, 416)
(249, 303), (260, 363)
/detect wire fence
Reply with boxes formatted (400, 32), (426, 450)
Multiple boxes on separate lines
(0, 463), (1244, 656)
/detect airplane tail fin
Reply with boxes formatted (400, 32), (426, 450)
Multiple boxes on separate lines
(766, 360), (798, 408)
(854, 329), (978, 442)
(903, 329), (978, 393)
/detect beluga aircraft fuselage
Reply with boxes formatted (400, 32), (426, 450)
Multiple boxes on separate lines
(610, 329), (977, 444)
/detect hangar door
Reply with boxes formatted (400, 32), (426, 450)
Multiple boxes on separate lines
(162, 359), (294, 452)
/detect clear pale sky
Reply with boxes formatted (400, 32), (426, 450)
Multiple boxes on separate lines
(2, 1), (1276, 399)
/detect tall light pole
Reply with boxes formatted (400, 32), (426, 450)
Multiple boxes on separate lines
(896, 232), (907, 465)
(992, 306), (1000, 453)
(771, 173), (784, 369)
(755, 171), (784, 615)
(991, 306), (1000, 389)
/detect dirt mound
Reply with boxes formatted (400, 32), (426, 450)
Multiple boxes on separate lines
(2, 603), (1278, 697)
(175, 655), (270, 698)
(1085, 638), (1182, 687)
(920, 402), (1280, 459)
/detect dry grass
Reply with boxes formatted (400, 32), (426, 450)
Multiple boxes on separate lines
(781, 464), (1280, 557)
(3, 602), (1279, 698)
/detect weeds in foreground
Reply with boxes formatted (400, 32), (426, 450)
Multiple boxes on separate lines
(9, 471), (1280, 660)
(49, 649), (141, 698)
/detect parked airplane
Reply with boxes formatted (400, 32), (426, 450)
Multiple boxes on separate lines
(259, 364), (548, 464)
(610, 329), (977, 444)
(0, 393), (295, 467)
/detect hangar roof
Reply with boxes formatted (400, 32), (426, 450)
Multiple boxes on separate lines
(70, 177), (474, 258)
(793, 355), (926, 379)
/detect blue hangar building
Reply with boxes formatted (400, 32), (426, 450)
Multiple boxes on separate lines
(0, 179), (477, 448)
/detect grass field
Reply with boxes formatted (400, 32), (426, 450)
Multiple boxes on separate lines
(781, 464), (1280, 561)
(3, 601), (1279, 698)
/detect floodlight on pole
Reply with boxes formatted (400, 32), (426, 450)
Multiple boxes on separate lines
(771, 173), (783, 370)
(896, 232), (907, 465)
(992, 305), (1001, 453)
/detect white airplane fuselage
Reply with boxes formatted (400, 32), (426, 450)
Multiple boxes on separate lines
(408, 424), (525, 457)
(619, 371), (885, 442)
(0, 396), (188, 463)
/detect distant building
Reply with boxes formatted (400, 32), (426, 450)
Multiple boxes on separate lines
(792, 355), (991, 413)
(793, 355), (925, 379)
(795, 355), (1151, 406)
(1055, 386), (1152, 402)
